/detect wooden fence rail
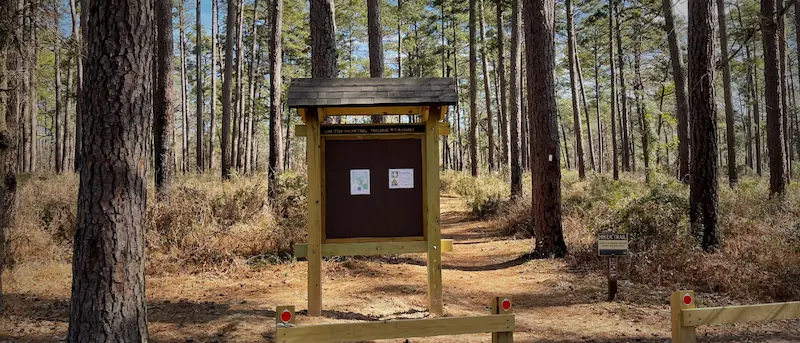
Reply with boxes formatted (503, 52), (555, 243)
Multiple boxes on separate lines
(275, 296), (515, 343)
(671, 290), (800, 343)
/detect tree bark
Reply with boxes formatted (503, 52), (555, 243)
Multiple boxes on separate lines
(761, 0), (787, 195)
(222, 0), (237, 178)
(688, 0), (719, 251)
(479, 0), (495, 171)
(496, 0), (509, 166)
(524, 0), (567, 257)
(0, 0), (22, 310)
(567, 0), (586, 179)
(311, 0), (338, 78)
(155, 0), (175, 196)
(67, 0), (152, 339)
(368, 0), (385, 124)
(195, 0), (204, 172)
(180, 1), (190, 174)
(576, 44), (595, 172)
(245, 0), (261, 174)
(28, 2), (38, 173)
(55, 5), (63, 174)
(663, 0), (690, 181)
(614, 0), (629, 173)
(634, 37), (651, 183)
(778, 1), (790, 180)
(209, 0), (218, 170)
(268, 0), (285, 200)
(69, 0), (84, 172)
(235, 0), (245, 170)
(593, 35), (603, 173)
(715, 0), (736, 187)
(608, 0), (619, 180)
(469, 0), (478, 176)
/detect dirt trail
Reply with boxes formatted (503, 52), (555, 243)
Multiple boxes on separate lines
(2, 196), (799, 342)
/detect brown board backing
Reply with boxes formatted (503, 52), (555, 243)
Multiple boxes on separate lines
(324, 138), (424, 239)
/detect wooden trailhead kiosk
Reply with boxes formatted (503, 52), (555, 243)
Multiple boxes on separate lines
(287, 77), (457, 317)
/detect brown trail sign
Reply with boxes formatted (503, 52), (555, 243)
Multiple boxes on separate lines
(288, 77), (458, 317)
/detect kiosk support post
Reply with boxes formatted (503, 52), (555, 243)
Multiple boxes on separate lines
(306, 109), (323, 316)
(425, 106), (443, 316)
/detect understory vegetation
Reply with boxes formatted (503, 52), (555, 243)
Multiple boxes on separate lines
(8, 171), (799, 302)
(441, 171), (800, 302)
(7, 172), (307, 275)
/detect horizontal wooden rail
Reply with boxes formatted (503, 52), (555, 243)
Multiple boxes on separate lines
(293, 239), (453, 258)
(682, 301), (800, 326)
(275, 296), (514, 343)
(671, 290), (800, 343)
(276, 314), (514, 343)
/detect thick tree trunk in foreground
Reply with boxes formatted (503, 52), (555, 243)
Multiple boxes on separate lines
(761, 0), (787, 195)
(222, 0), (237, 178)
(311, 0), (338, 78)
(509, 0), (523, 197)
(155, 0), (175, 196)
(688, 0), (719, 251)
(524, 0), (567, 258)
(368, 0), (385, 124)
(67, 0), (152, 339)
(567, 0), (586, 178)
(268, 0), (285, 199)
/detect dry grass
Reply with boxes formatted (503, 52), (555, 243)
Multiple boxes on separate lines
(448, 170), (800, 302)
(5, 171), (308, 276)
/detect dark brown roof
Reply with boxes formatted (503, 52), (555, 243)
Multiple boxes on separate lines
(286, 78), (458, 108)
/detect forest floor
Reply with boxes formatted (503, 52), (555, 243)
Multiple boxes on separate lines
(2, 196), (800, 343)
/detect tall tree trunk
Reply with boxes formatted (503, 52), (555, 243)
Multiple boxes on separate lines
(576, 45), (595, 172)
(525, 0), (567, 257)
(608, 0), (619, 180)
(561, 121), (571, 169)
(761, 0), (787, 195)
(209, 0), (218, 170)
(65, 58), (73, 170)
(779, 1), (790, 180)
(688, 0), (719, 251)
(479, 0), (495, 171)
(496, 0), (509, 166)
(368, 0), (385, 124)
(614, 0), (629, 172)
(55, 5), (63, 174)
(311, 0), (338, 78)
(155, 0), (175, 196)
(1, 0), (22, 309)
(715, 0), (736, 187)
(69, 0), (84, 172)
(180, 2), (189, 174)
(634, 37), (651, 183)
(67, 0), (152, 339)
(268, 0), (284, 200)
(222, 0), (237, 178)
(753, 44), (763, 176)
(245, 0), (261, 174)
(509, 0), (523, 198)
(232, 0), (243, 169)
(567, 0), (586, 178)
(195, 0), (204, 172)
(28, 2), (38, 173)
(593, 35), (603, 173)
(469, 0), (478, 176)
(397, 0), (403, 77)
(663, 0), (690, 181)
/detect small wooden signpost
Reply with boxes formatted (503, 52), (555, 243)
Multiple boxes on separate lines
(597, 233), (629, 301)
(287, 77), (458, 317)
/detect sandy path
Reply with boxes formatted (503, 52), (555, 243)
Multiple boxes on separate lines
(1, 196), (798, 342)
